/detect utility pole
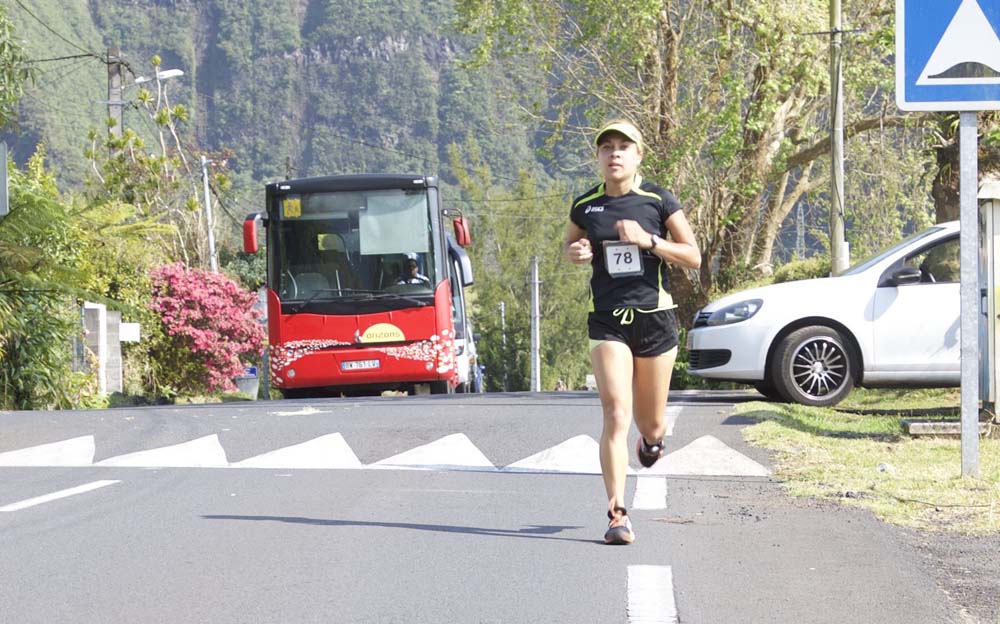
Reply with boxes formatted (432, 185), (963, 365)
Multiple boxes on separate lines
(0, 141), (8, 218)
(830, 0), (850, 275)
(499, 301), (508, 392)
(107, 47), (123, 150)
(201, 155), (219, 273)
(529, 256), (541, 392)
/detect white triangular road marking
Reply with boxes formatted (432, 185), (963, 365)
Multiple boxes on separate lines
(504, 435), (601, 474)
(503, 434), (635, 475)
(0, 436), (95, 467)
(918, 0), (1000, 85)
(641, 435), (770, 476)
(231, 433), (362, 469)
(95, 434), (229, 467)
(369, 433), (496, 471)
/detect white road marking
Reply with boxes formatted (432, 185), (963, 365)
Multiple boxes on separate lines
(0, 480), (121, 513)
(627, 565), (678, 624)
(231, 433), (362, 469)
(95, 434), (229, 468)
(664, 405), (680, 437)
(631, 476), (667, 510)
(641, 435), (771, 477)
(0, 436), (95, 466)
(270, 406), (330, 417)
(369, 433), (496, 471)
(505, 435), (637, 475)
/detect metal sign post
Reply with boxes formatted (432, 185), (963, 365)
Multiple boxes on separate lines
(896, 0), (1000, 477)
(959, 112), (980, 477)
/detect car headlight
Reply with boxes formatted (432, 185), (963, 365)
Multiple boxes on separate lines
(705, 299), (763, 326)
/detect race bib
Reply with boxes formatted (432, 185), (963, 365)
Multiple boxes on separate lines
(603, 241), (643, 278)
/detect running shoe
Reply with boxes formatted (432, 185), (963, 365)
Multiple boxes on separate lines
(637, 436), (665, 468)
(604, 507), (635, 545)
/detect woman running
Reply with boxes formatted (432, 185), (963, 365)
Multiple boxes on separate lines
(564, 119), (701, 545)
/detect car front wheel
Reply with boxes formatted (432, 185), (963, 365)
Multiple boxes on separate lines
(772, 326), (855, 407)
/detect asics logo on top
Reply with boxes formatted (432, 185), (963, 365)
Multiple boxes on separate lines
(585, 205), (605, 214)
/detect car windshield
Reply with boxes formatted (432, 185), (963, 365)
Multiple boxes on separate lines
(840, 226), (946, 276)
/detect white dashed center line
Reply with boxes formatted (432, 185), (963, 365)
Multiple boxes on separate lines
(632, 476), (668, 510)
(627, 565), (677, 623)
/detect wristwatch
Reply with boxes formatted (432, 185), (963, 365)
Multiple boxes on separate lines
(649, 234), (664, 250)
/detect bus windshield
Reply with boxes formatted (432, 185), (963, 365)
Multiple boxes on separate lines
(275, 188), (436, 301)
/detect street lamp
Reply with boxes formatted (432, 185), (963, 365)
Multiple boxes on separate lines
(106, 53), (184, 141)
(133, 69), (185, 85)
(201, 155), (219, 274)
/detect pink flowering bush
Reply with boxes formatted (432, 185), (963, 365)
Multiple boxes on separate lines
(149, 262), (265, 395)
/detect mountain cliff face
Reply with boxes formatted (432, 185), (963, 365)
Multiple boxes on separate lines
(8, 0), (537, 186)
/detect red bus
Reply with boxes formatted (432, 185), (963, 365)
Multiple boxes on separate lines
(243, 174), (481, 397)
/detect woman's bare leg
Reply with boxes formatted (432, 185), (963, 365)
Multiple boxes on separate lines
(590, 340), (635, 512)
(632, 346), (678, 449)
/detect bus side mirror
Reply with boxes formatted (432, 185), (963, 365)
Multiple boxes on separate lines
(244, 213), (263, 254)
(453, 217), (471, 247)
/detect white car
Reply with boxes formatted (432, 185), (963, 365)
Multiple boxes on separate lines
(687, 221), (960, 406)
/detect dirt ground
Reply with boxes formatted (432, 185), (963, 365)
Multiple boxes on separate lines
(904, 529), (1000, 624)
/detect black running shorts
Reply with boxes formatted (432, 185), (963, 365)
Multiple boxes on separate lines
(587, 308), (679, 357)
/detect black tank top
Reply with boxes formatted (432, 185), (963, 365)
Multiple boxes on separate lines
(569, 177), (682, 311)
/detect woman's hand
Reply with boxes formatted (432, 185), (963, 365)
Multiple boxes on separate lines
(566, 237), (593, 264)
(614, 219), (653, 250)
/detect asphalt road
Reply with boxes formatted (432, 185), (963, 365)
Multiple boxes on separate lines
(0, 391), (969, 623)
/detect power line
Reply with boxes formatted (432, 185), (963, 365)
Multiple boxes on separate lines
(466, 213), (565, 222)
(24, 56), (94, 85)
(11, 0), (101, 60)
(26, 53), (94, 64)
(443, 192), (569, 203)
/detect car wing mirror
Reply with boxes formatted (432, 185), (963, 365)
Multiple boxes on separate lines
(889, 266), (921, 286)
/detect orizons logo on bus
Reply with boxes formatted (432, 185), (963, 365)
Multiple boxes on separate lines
(361, 323), (405, 343)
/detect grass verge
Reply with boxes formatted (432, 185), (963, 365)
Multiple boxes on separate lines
(740, 389), (1000, 534)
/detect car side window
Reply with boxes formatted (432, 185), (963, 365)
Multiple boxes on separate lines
(904, 238), (959, 284)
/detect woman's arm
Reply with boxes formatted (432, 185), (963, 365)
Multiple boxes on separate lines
(564, 221), (593, 264)
(613, 211), (701, 270)
(660, 211), (701, 270)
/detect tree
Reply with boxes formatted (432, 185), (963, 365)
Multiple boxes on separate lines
(0, 150), (100, 409)
(0, 5), (35, 130)
(86, 56), (234, 274)
(456, 0), (928, 312)
(449, 138), (592, 391)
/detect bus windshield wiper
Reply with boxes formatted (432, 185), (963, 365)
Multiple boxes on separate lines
(335, 291), (431, 306)
(291, 289), (430, 311)
(366, 292), (431, 306)
(290, 288), (342, 312)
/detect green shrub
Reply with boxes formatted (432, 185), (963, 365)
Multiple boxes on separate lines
(0, 293), (82, 410)
(772, 254), (831, 284)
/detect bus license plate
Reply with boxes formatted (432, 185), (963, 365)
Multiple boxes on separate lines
(341, 359), (380, 371)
